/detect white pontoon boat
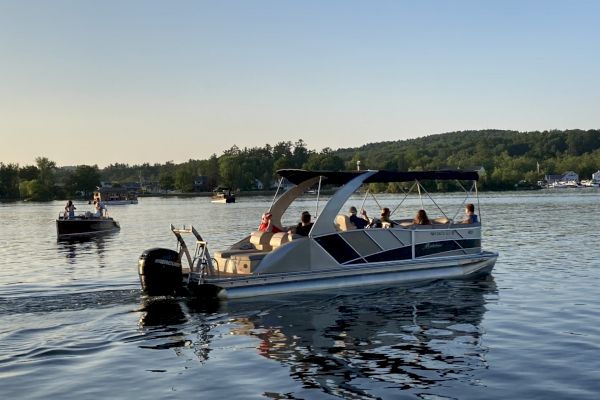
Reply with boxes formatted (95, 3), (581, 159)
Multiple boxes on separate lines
(138, 169), (498, 299)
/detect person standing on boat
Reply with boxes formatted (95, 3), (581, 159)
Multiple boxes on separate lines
(292, 211), (313, 236)
(99, 200), (107, 217)
(258, 212), (282, 233)
(92, 200), (103, 217)
(462, 203), (478, 224)
(64, 200), (76, 219)
(348, 206), (369, 229)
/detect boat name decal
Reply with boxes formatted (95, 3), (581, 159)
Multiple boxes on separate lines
(154, 259), (181, 267)
(429, 231), (459, 237)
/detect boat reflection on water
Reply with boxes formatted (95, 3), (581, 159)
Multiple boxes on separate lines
(137, 297), (219, 361)
(138, 277), (497, 397)
(56, 231), (118, 265)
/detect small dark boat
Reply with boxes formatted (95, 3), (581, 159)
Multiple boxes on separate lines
(56, 215), (120, 238)
(211, 188), (235, 203)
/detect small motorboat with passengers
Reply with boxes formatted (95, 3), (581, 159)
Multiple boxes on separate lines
(211, 187), (236, 203)
(92, 187), (138, 205)
(56, 202), (120, 238)
(138, 169), (498, 299)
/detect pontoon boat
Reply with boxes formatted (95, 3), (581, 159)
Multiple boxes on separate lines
(139, 169), (498, 299)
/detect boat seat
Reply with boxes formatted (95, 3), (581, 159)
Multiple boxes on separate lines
(433, 217), (452, 224)
(228, 252), (268, 274)
(269, 232), (291, 249)
(214, 248), (261, 259)
(335, 214), (356, 231)
(250, 231), (274, 251)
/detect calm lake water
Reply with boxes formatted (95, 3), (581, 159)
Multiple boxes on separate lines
(1, 192), (599, 399)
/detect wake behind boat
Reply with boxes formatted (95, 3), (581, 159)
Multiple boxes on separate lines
(139, 169), (498, 300)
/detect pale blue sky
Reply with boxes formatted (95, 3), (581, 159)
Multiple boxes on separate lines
(1, 0), (599, 167)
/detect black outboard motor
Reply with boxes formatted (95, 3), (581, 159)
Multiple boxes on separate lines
(138, 248), (183, 296)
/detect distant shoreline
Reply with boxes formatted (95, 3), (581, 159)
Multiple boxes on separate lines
(138, 189), (338, 198)
(139, 190), (274, 198)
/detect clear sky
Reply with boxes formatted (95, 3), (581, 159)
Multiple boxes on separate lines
(1, 0), (599, 167)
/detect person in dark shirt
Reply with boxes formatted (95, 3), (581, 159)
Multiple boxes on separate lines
(348, 206), (369, 229)
(462, 203), (478, 224)
(293, 211), (313, 236)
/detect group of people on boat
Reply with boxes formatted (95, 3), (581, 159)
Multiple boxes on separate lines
(62, 197), (108, 220)
(347, 206), (399, 228)
(259, 210), (314, 236)
(348, 203), (477, 228)
(257, 203), (478, 236)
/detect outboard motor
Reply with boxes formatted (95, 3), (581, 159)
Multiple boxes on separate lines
(138, 248), (183, 296)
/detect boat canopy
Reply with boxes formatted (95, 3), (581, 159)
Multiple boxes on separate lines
(277, 169), (479, 185)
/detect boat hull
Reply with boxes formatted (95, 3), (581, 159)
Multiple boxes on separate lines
(211, 197), (235, 204)
(103, 199), (138, 205)
(188, 251), (498, 299)
(56, 218), (120, 238)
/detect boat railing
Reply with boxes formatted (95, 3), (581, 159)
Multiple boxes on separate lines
(58, 212), (111, 220)
(170, 224), (216, 280)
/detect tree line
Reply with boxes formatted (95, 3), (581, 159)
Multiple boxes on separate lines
(1, 129), (600, 200)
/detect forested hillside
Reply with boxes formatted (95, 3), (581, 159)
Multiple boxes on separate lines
(2, 129), (600, 200)
(335, 129), (600, 189)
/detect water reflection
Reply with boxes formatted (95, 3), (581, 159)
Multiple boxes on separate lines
(137, 297), (217, 361)
(56, 232), (118, 265)
(138, 278), (497, 397)
(234, 279), (496, 398)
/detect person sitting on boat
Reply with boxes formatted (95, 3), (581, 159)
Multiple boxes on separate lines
(63, 200), (76, 219)
(366, 207), (390, 228)
(379, 207), (398, 228)
(258, 212), (282, 233)
(413, 209), (431, 225)
(462, 203), (478, 224)
(348, 206), (369, 229)
(291, 211), (313, 236)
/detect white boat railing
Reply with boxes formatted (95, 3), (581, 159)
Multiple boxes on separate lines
(170, 224), (215, 279)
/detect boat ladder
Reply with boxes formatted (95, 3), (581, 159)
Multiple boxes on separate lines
(170, 224), (215, 281)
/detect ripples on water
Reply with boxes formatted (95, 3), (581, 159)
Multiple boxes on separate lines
(1, 193), (600, 399)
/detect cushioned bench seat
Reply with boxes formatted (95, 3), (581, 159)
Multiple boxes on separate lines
(228, 252), (269, 274)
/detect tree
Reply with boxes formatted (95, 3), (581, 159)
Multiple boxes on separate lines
(0, 163), (20, 199)
(19, 165), (39, 181)
(159, 172), (175, 191)
(19, 179), (51, 201)
(206, 154), (220, 189)
(292, 139), (309, 168)
(35, 157), (56, 189)
(218, 154), (242, 189)
(175, 166), (195, 192)
(66, 165), (101, 197)
(305, 148), (345, 171)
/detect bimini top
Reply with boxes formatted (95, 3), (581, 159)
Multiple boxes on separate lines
(277, 169), (480, 185)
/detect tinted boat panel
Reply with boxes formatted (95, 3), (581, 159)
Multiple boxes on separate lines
(314, 234), (360, 264)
